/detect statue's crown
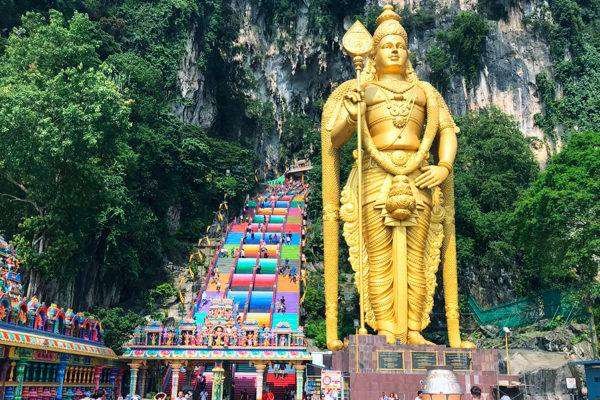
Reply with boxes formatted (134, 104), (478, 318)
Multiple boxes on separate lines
(376, 4), (402, 26)
(372, 5), (408, 53)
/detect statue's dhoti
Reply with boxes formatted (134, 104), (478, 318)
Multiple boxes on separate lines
(340, 150), (445, 342)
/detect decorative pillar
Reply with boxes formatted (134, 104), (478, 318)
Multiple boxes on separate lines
(0, 356), (12, 400)
(55, 358), (68, 400)
(109, 368), (117, 395)
(211, 365), (224, 400)
(93, 367), (103, 391)
(128, 364), (140, 397)
(294, 365), (305, 400)
(13, 360), (27, 400)
(139, 368), (147, 399)
(253, 364), (266, 400)
(169, 363), (182, 400)
(116, 369), (124, 396)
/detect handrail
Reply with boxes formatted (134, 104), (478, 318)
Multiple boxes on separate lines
(188, 209), (236, 318)
(242, 284), (252, 325)
(241, 255), (259, 325)
(223, 237), (244, 299)
(189, 239), (222, 318)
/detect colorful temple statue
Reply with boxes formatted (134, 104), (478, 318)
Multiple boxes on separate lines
(320, 5), (475, 349)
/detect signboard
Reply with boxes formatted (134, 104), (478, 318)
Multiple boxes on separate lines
(444, 352), (472, 371)
(321, 370), (341, 390)
(411, 351), (438, 370)
(377, 350), (405, 371)
(306, 377), (321, 395)
(33, 350), (57, 362)
(566, 378), (577, 389)
(321, 370), (341, 400)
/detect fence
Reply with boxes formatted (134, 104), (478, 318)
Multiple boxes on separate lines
(468, 289), (584, 328)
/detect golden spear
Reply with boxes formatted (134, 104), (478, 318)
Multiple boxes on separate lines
(342, 21), (373, 335)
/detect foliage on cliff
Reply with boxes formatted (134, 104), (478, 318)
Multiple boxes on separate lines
(526, 0), (600, 145)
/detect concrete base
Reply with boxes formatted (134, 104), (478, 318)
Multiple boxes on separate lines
(331, 335), (520, 400)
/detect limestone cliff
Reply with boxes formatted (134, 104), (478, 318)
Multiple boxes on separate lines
(174, 0), (552, 163)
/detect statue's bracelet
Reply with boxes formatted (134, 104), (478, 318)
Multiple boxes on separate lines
(438, 160), (453, 172)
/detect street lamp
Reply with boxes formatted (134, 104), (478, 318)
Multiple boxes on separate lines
(353, 319), (360, 372)
(503, 327), (511, 376)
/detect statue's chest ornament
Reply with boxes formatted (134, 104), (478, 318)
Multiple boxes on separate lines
(373, 82), (417, 130)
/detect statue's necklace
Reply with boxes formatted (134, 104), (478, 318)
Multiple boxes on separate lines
(372, 81), (416, 130)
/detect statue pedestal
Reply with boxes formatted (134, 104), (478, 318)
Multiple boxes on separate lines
(331, 335), (519, 400)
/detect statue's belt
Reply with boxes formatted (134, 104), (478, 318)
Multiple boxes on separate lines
(350, 150), (431, 227)
(355, 149), (428, 172)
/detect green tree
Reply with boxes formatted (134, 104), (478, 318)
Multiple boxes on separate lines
(513, 131), (600, 294)
(91, 307), (145, 355)
(454, 107), (539, 301)
(0, 11), (133, 281)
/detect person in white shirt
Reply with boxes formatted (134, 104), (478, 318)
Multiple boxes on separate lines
(200, 390), (208, 400)
(414, 391), (423, 400)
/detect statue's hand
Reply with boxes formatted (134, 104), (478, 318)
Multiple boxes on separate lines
(415, 165), (449, 189)
(342, 88), (366, 123)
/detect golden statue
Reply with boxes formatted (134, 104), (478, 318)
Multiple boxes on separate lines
(321, 5), (475, 350)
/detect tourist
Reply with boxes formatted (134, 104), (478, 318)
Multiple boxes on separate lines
(200, 389), (208, 400)
(279, 297), (286, 313)
(184, 392), (192, 400)
(500, 394), (511, 400)
(290, 266), (297, 282)
(414, 391), (423, 400)
(273, 233), (278, 243)
(241, 388), (249, 400)
(230, 248), (235, 258)
(256, 264), (262, 274)
(176, 391), (185, 400)
(240, 248), (245, 258)
(284, 389), (291, 400)
(471, 387), (481, 400)
(251, 231), (255, 240)
(268, 234), (273, 244)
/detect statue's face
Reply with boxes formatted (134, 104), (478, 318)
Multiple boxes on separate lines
(374, 34), (408, 75)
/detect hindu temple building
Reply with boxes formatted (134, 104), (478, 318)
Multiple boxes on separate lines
(0, 238), (123, 400)
(123, 166), (313, 400)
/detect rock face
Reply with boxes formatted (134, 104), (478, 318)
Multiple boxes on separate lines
(175, 0), (552, 162)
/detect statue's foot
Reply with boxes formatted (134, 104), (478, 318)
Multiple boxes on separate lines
(407, 331), (435, 345)
(379, 330), (396, 344)
(327, 339), (343, 351)
(459, 340), (476, 349)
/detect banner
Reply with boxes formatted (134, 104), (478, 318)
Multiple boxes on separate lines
(321, 370), (341, 400)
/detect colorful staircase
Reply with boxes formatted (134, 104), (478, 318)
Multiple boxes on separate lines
(191, 182), (307, 332)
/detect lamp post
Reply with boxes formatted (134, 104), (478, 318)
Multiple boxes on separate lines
(353, 319), (360, 373)
(503, 327), (511, 376)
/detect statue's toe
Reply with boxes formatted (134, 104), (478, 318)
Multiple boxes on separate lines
(407, 331), (435, 345)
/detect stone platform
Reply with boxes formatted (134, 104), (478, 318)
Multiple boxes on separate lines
(331, 335), (520, 400)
